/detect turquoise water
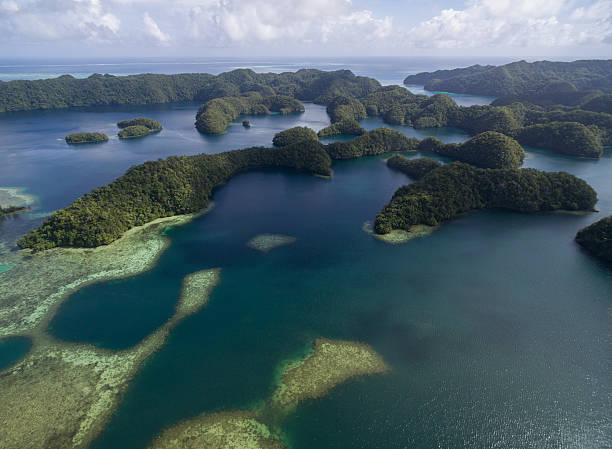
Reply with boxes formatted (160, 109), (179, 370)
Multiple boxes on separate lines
(0, 60), (610, 448)
(0, 337), (32, 371)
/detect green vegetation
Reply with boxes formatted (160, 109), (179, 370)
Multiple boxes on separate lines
(118, 125), (150, 139)
(374, 162), (597, 234)
(387, 155), (441, 180)
(65, 132), (109, 144)
(272, 127), (318, 147)
(117, 117), (162, 132)
(515, 122), (603, 158)
(317, 119), (365, 138)
(18, 141), (332, 250)
(0, 69), (381, 113)
(404, 60), (612, 96)
(360, 86), (610, 157)
(420, 131), (525, 169)
(242, 120), (251, 128)
(326, 127), (419, 160)
(195, 93), (304, 135)
(326, 95), (367, 123)
(575, 216), (612, 263)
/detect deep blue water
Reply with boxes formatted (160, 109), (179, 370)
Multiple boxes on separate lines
(0, 337), (32, 371)
(0, 60), (610, 449)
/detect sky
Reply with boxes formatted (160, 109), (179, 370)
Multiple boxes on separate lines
(0, 0), (610, 59)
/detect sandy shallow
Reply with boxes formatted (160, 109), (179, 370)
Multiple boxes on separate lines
(362, 221), (437, 244)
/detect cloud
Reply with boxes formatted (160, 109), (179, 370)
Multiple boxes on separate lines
(0, 0), (120, 42)
(406, 0), (610, 49)
(143, 11), (171, 44)
(175, 0), (393, 47)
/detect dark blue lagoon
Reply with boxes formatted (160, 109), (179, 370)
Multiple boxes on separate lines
(0, 337), (32, 371)
(0, 60), (610, 449)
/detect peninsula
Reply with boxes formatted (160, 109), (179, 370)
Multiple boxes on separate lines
(576, 216), (612, 263)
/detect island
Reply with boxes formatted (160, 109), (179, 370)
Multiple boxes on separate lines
(18, 125), (595, 251)
(374, 162), (597, 235)
(195, 93), (305, 135)
(317, 118), (365, 138)
(242, 120), (251, 128)
(403, 59), (612, 97)
(118, 125), (151, 139)
(65, 132), (109, 144)
(0, 69), (381, 113)
(272, 126), (318, 147)
(575, 216), (612, 263)
(117, 117), (162, 132)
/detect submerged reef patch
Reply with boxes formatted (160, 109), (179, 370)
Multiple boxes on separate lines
(149, 411), (285, 449)
(0, 268), (221, 449)
(268, 338), (389, 413)
(246, 234), (297, 253)
(363, 221), (436, 244)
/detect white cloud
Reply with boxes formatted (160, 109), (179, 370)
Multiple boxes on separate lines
(181, 0), (393, 47)
(143, 11), (171, 44)
(406, 0), (610, 49)
(0, 0), (120, 42)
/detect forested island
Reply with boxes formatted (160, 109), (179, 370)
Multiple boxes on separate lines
(404, 60), (612, 96)
(195, 94), (304, 134)
(65, 132), (109, 144)
(0, 69), (380, 113)
(117, 117), (162, 132)
(375, 162), (597, 235)
(576, 217), (612, 263)
(118, 125), (151, 139)
(18, 126), (590, 250)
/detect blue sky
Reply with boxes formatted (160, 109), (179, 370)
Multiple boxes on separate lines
(0, 0), (610, 58)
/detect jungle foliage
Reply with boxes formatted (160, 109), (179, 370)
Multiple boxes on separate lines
(65, 132), (109, 144)
(386, 155), (442, 180)
(375, 162), (598, 234)
(575, 216), (612, 263)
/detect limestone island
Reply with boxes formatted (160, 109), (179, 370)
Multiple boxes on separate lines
(247, 234), (296, 252)
(243, 120), (251, 128)
(117, 117), (162, 133)
(576, 216), (612, 263)
(374, 161), (598, 236)
(65, 132), (109, 144)
(118, 125), (151, 139)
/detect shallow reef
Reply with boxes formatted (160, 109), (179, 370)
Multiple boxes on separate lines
(0, 265), (220, 449)
(0, 187), (37, 210)
(149, 411), (284, 449)
(246, 234), (297, 252)
(0, 210), (223, 449)
(268, 338), (389, 414)
(148, 338), (389, 449)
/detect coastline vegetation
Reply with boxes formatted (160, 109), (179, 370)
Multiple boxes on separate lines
(575, 216), (612, 263)
(65, 132), (109, 144)
(374, 162), (597, 235)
